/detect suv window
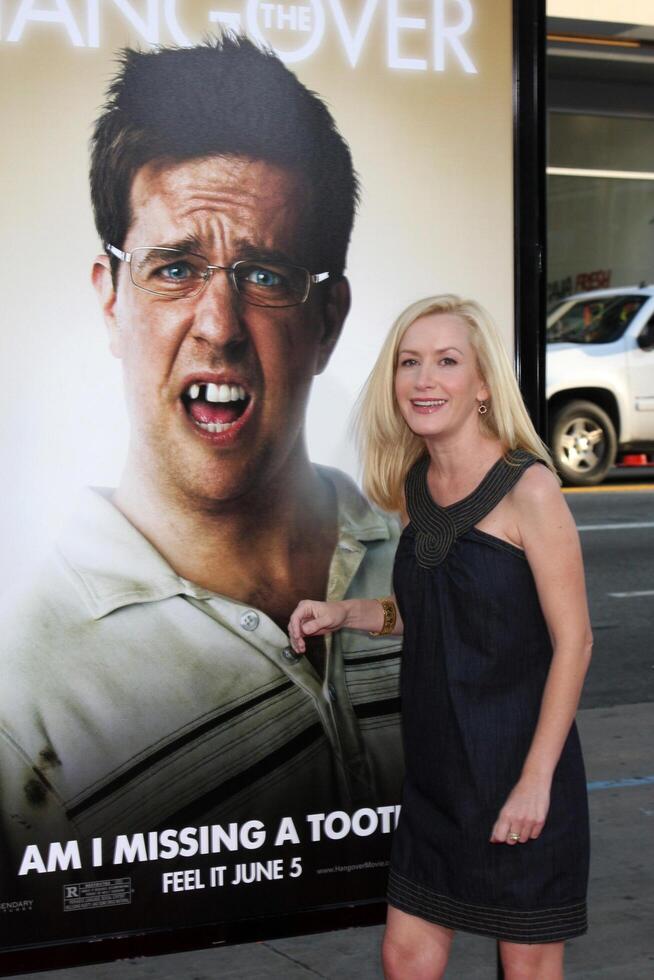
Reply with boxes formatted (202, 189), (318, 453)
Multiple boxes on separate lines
(547, 295), (647, 344)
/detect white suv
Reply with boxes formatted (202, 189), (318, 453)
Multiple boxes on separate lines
(546, 285), (654, 486)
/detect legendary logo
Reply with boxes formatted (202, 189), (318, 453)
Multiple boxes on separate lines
(0, 899), (34, 912)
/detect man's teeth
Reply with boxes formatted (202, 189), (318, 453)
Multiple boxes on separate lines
(206, 382), (246, 403)
(186, 383), (247, 402)
(195, 420), (236, 433)
(184, 382), (248, 433)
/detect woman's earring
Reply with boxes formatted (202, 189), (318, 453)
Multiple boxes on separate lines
(478, 401), (488, 415)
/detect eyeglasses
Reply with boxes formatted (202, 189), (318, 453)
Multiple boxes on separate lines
(105, 244), (329, 308)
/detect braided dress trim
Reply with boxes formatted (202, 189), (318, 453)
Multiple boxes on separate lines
(405, 450), (539, 568)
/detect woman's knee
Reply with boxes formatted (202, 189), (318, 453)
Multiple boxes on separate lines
(382, 907), (452, 980)
(500, 939), (564, 980)
(382, 934), (448, 980)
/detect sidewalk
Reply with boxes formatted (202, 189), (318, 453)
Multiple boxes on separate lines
(11, 703), (654, 979)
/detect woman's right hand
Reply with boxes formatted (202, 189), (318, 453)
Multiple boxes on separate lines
(288, 600), (350, 653)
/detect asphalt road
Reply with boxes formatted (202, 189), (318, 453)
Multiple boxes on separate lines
(565, 483), (654, 709)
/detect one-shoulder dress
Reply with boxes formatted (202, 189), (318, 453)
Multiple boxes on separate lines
(387, 450), (589, 943)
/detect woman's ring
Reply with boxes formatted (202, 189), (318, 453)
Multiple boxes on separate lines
(508, 832), (520, 842)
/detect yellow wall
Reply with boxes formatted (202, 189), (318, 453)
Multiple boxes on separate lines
(548, 1), (654, 27)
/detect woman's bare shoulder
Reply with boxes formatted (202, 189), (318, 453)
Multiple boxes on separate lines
(510, 461), (575, 535)
(512, 461), (561, 505)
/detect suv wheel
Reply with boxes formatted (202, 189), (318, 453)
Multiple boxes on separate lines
(550, 400), (617, 487)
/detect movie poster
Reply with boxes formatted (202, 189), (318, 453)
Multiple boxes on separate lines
(0, 0), (516, 960)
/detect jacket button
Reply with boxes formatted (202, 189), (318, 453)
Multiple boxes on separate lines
(282, 646), (301, 664)
(240, 610), (260, 631)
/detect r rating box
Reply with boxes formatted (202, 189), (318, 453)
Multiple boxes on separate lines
(63, 878), (131, 912)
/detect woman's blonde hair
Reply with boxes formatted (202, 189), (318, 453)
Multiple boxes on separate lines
(355, 294), (556, 512)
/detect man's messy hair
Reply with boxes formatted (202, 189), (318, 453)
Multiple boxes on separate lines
(90, 35), (359, 277)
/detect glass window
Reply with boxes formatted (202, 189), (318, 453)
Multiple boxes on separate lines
(547, 175), (654, 301)
(549, 113), (654, 173)
(547, 294), (648, 344)
(547, 109), (654, 302)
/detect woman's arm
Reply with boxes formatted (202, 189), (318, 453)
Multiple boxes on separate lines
(490, 464), (593, 845)
(288, 597), (404, 654)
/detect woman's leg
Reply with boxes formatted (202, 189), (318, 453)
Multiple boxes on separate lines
(499, 939), (564, 980)
(382, 905), (454, 980)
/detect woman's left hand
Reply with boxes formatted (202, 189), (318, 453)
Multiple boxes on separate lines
(490, 774), (551, 845)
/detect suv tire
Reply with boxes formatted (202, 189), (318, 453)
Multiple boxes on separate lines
(550, 400), (617, 487)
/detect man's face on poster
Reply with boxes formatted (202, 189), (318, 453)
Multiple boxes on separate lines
(93, 154), (349, 508)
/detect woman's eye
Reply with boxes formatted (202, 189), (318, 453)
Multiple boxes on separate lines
(400, 358), (418, 367)
(440, 357), (457, 366)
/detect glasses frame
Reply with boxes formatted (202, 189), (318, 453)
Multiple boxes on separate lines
(105, 244), (330, 308)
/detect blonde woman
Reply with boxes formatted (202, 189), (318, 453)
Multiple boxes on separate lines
(288, 296), (592, 980)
